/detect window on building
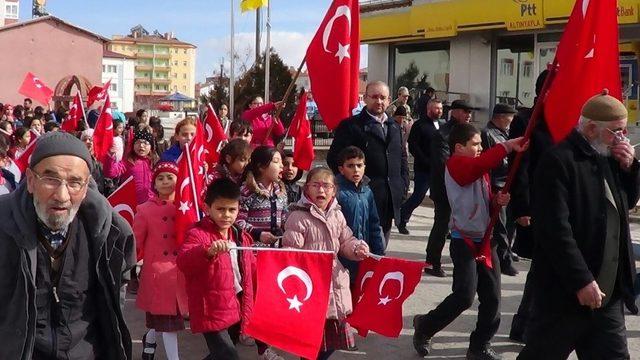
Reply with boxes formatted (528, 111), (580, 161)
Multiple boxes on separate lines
(110, 83), (118, 92)
(183, 61), (187, 66)
(173, 85), (178, 91)
(173, 73), (177, 78)
(102, 65), (106, 73)
(173, 61), (178, 66)
(183, 73), (187, 79)
(392, 41), (450, 97)
(107, 65), (117, 73)
(184, 49), (187, 54)
(522, 61), (534, 78)
(112, 102), (118, 109)
(500, 59), (514, 76)
(5, 4), (18, 19)
(495, 34), (535, 107)
(182, 85), (186, 91)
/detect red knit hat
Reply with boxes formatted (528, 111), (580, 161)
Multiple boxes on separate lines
(153, 161), (178, 181)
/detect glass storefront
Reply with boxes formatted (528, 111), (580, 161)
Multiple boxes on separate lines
(391, 41), (450, 100)
(495, 35), (535, 108)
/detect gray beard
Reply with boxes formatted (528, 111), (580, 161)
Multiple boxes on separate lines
(592, 134), (611, 157)
(33, 197), (79, 231)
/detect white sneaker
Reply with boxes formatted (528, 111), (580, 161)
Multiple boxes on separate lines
(258, 348), (285, 360)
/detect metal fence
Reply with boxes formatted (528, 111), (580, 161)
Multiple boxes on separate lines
(283, 116), (334, 147)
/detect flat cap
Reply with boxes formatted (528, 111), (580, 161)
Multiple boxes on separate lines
(492, 103), (517, 115)
(30, 131), (93, 172)
(581, 89), (628, 122)
(451, 99), (478, 111)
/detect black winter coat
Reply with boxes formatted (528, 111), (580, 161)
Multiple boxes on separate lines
(429, 120), (457, 203)
(327, 110), (409, 224)
(407, 115), (444, 173)
(531, 130), (639, 314)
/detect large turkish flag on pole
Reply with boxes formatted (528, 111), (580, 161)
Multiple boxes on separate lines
(61, 93), (84, 132)
(245, 250), (333, 360)
(544, 0), (621, 143)
(306, 0), (360, 130)
(347, 257), (424, 338)
(174, 139), (204, 246)
(92, 94), (114, 162)
(289, 91), (315, 171)
(203, 104), (228, 165)
(18, 72), (53, 106)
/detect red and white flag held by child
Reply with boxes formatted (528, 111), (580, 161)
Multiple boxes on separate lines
(61, 93), (84, 132)
(306, 0), (360, 130)
(107, 176), (138, 228)
(347, 256), (424, 338)
(87, 80), (112, 109)
(92, 94), (114, 162)
(14, 140), (36, 174)
(203, 104), (228, 165)
(289, 91), (315, 171)
(246, 250), (334, 360)
(174, 139), (204, 246)
(18, 72), (53, 106)
(544, 0), (621, 143)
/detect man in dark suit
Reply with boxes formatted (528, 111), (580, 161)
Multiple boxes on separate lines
(397, 99), (444, 235)
(518, 91), (639, 359)
(425, 99), (477, 277)
(327, 81), (409, 247)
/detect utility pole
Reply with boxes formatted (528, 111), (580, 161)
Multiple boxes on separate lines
(255, 7), (261, 65)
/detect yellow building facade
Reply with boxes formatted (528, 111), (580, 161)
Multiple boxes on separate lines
(361, 0), (640, 127)
(108, 29), (196, 109)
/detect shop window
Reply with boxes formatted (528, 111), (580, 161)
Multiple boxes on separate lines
(500, 59), (514, 76)
(522, 61), (534, 78)
(392, 41), (450, 105)
(495, 34), (535, 107)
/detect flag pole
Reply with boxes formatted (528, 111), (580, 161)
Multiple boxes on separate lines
(184, 141), (202, 220)
(262, 54), (307, 145)
(232, 246), (335, 255)
(77, 93), (89, 129)
(230, 0), (236, 121)
(264, 0), (271, 103)
(479, 60), (559, 265)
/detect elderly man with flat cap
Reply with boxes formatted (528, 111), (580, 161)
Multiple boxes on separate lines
(0, 131), (135, 359)
(518, 90), (639, 359)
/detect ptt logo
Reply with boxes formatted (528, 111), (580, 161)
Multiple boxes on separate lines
(513, 0), (537, 16)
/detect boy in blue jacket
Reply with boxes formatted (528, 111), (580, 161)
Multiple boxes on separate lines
(336, 146), (386, 285)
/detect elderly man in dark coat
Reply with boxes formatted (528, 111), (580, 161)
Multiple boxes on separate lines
(518, 90), (639, 359)
(0, 132), (136, 359)
(327, 80), (409, 246)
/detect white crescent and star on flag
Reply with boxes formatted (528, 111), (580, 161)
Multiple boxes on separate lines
(377, 271), (405, 306)
(178, 177), (193, 214)
(277, 266), (314, 313)
(322, 5), (351, 64)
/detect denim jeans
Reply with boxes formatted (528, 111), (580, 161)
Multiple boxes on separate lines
(400, 170), (430, 226)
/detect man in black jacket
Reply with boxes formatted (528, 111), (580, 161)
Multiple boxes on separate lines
(0, 132), (135, 359)
(481, 103), (519, 276)
(398, 99), (444, 235)
(518, 91), (639, 359)
(327, 81), (409, 246)
(425, 99), (477, 277)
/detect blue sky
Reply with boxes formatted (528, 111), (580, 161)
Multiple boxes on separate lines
(19, 0), (368, 82)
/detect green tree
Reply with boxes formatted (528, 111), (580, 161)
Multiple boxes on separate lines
(234, 49), (297, 125)
(395, 61), (420, 94)
(199, 83), (229, 110)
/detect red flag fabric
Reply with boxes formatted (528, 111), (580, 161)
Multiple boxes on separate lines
(544, 0), (621, 143)
(289, 91), (315, 171)
(174, 140), (203, 246)
(203, 104), (228, 165)
(306, 0), (360, 130)
(107, 176), (138, 228)
(18, 72), (53, 106)
(246, 250), (333, 360)
(62, 93), (83, 132)
(93, 94), (114, 162)
(14, 140), (36, 174)
(347, 257), (424, 338)
(87, 79), (111, 109)
(351, 256), (379, 307)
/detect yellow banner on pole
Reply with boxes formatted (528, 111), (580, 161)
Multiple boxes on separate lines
(241, 0), (268, 12)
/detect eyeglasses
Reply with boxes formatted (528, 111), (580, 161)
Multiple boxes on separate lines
(307, 182), (335, 191)
(135, 139), (151, 146)
(605, 127), (629, 144)
(32, 170), (90, 194)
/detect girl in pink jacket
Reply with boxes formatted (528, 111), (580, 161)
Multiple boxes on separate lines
(104, 127), (158, 205)
(134, 161), (188, 360)
(283, 167), (370, 360)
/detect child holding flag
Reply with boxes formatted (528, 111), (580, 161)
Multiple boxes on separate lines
(134, 161), (188, 360)
(412, 123), (527, 359)
(283, 167), (369, 360)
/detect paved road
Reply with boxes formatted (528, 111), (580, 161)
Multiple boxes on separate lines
(124, 205), (640, 359)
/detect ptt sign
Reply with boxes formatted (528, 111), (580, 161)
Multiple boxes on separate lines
(507, 0), (543, 31)
(513, 0), (537, 16)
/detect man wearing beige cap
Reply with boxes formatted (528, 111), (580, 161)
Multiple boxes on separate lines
(518, 90), (638, 359)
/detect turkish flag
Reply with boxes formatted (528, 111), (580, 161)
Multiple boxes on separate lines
(61, 93), (84, 132)
(87, 80), (112, 109)
(93, 94), (114, 162)
(107, 176), (138, 228)
(174, 139), (204, 246)
(289, 91), (315, 171)
(246, 250), (333, 360)
(14, 140), (36, 174)
(544, 0), (621, 143)
(306, 0), (360, 130)
(203, 104), (228, 165)
(18, 72), (53, 106)
(347, 257), (424, 338)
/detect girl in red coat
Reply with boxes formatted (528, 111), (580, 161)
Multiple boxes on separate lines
(134, 161), (188, 360)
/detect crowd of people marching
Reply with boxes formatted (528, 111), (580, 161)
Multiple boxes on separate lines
(0, 71), (638, 360)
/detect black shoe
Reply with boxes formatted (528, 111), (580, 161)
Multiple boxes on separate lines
(412, 315), (432, 357)
(466, 347), (501, 360)
(424, 266), (446, 278)
(501, 264), (519, 276)
(142, 333), (157, 360)
(346, 344), (359, 351)
(397, 224), (410, 235)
